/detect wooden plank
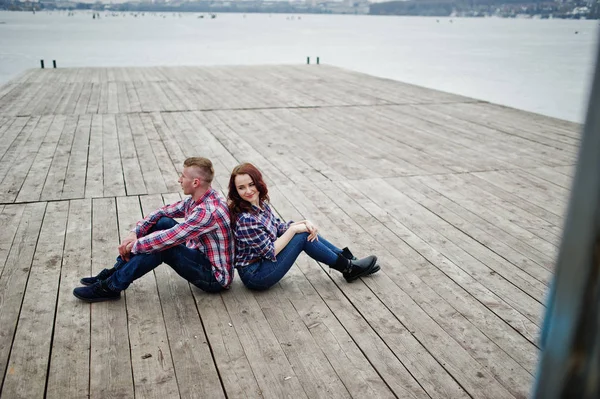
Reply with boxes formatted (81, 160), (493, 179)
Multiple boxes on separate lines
(116, 82), (131, 113)
(255, 280), (379, 399)
(96, 82), (109, 114)
(46, 199), (93, 399)
(125, 82), (142, 113)
(396, 105), (562, 169)
(472, 170), (568, 218)
(61, 114), (92, 199)
(0, 117), (28, 159)
(86, 83), (101, 114)
(14, 115), (66, 203)
(219, 285), (310, 399)
(140, 194), (226, 399)
(128, 113), (168, 194)
(107, 82), (119, 114)
(139, 113), (180, 192)
(85, 114), (104, 198)
(116, 115), (147, 195)
(0, 116), (53, 203)
(276, 183), (519, 398)
(522, 166), (574, 190)
(89, 197), (134, 399)
(62, 82), (85, 115)
(319, 179), (541, 370)
(0, 204), (26, 278)
(41, 115), (79, 201)
(0, 117), (40, 184)
(426, 173), (562, 246)
(148, 112), (186, 172)
(271, 265), (396, 399)
(355, 178), (543, 328)
(0, 202), (46, 388)
(312, 180), (538, 395)
(418, 174), (558, 263)
(102, 114), (126, 197)
(459, 173), (563, 231)
(73, 83), (93, 115)
(116, 196), (180, 399)
(192, 289), (264, 398)
(268, 186), (465, 399)
(390, 177), (551, 295)
(400, 175), (554, 276)
(1, 201), (68, 399)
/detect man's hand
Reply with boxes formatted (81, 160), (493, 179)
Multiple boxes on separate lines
(304, 221), (319, 242)
(118, 231), (137, 261)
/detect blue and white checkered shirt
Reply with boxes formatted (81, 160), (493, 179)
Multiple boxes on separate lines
(233, 202), (293, 268)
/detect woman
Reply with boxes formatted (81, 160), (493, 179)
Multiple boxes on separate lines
(228, 163), (379, 291)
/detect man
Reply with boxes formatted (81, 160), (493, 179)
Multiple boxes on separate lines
(73, 157), (234, 302)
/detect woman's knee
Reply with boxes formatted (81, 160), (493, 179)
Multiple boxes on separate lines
(294, 232), (310, 243)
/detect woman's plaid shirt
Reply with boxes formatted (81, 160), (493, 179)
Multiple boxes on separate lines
(233, 202), (293, 268)
(131, 188), (234, 288)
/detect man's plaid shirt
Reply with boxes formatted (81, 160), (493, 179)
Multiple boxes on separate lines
(132, 188), (234, 288)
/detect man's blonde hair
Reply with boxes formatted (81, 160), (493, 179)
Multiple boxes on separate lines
(184, 157), (214, 184)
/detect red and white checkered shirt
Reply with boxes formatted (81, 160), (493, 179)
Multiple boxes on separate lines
(131, 188), (234, 288)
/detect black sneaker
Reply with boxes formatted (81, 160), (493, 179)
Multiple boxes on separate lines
(73, 281), (121, 303)
(343, 255), (378, 283)
(80, 268), (115, 286)
(342, 247), (380, 276)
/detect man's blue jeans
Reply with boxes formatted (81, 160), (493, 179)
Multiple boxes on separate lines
(238, 232), (342, 291)
(106, 217), (224, 293)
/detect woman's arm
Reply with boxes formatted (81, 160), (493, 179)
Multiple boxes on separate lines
(274, 223), (308, 255)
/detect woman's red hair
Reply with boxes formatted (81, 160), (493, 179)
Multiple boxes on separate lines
(228, 163), (270, 224)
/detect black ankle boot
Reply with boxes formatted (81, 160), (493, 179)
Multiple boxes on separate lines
(341, 247), (380, 276)
(331, 254), (378, 283)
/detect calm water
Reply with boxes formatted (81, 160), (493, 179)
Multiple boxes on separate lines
(0, 11), (598, 122)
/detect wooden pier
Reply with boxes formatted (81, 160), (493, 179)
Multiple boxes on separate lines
(0, 65), (581, 398)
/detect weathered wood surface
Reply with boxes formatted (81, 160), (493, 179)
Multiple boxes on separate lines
(0, 65), (580, 398)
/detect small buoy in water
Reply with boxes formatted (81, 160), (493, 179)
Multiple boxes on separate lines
(575, 31), (579, 34)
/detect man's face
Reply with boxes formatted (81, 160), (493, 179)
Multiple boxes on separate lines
(178, 167), (198, 195)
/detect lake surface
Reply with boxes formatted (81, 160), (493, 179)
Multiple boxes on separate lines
(0, 11), (598, 122)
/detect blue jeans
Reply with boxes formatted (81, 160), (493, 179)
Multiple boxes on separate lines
(238, 232), (342, 291)
(106, 217), (224, 293)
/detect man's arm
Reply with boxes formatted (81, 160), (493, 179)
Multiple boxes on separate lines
(131, 206), (215, 254)
(134, 200), (186, 238)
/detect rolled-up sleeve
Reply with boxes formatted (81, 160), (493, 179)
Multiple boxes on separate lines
(275, 218), (294, 237)
(236, 215), (276, 262)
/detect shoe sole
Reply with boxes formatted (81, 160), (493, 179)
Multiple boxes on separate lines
(73, 291), (121, 303)
(345, 257), (378, 283)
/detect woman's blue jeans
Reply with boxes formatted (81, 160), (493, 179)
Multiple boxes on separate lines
(106, 217), (224, 293)
(238, 232), (342, 291)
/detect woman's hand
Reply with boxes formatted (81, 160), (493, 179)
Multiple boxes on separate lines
(304, 221), (319, 242)
(293, 223), (309, 234)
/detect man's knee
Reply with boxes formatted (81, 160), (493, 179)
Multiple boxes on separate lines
(151, 217), (178, 232)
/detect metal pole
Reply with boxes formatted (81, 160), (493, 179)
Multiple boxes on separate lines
(533, 27), (600, 399)
(53, 60), (56, 68)
(40, 60), (44, 69)
(317, 57), (320, 65)
(307, 57), (310, 65)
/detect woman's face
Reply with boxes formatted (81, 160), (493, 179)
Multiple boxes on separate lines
(235, 174), (259, 205)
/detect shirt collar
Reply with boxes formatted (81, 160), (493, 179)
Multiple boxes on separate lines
(250, 201), (266, 213)
(193, 187), (214, 204)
